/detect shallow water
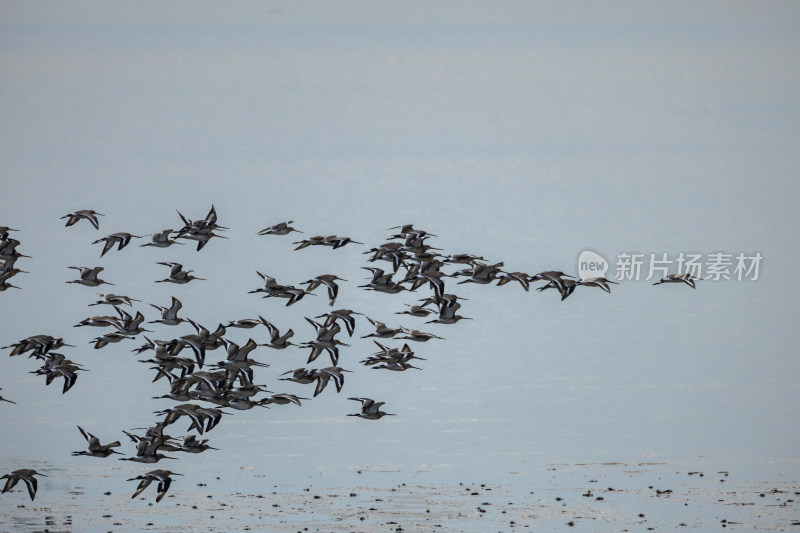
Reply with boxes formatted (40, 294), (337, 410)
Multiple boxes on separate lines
(2, 460), (798, 532)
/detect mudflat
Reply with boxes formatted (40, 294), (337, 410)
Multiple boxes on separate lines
(1, 462), (797, 532)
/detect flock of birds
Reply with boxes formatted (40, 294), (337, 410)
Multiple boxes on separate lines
(1, 206), (702, 503)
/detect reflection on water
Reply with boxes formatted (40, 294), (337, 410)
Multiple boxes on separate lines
(5, 513), (72, 533)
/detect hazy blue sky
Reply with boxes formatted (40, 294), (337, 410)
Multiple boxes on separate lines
(1, 1), (798, 496)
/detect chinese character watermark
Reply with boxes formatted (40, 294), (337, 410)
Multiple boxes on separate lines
(577, 250), (763, 281)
